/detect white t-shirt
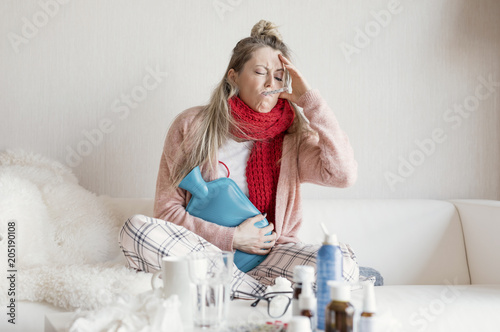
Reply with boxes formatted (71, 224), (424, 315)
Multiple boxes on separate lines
(217, 139), (253, 197)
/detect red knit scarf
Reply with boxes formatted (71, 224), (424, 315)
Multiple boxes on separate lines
(228, 95), (295, 225)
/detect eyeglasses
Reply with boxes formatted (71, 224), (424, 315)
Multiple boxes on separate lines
(231, 290), (293, 318)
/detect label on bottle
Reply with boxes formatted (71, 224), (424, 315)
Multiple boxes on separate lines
(359, 316), (375, 332)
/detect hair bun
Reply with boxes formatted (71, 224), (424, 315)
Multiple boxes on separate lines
(250, 20), (283, 42)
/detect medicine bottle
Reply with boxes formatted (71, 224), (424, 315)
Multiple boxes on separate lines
(325, 281), (354, 332)
(359, 283), (377, 332)
(292, 265), (315, 316)
(299, 276), (317, 331)
(316, 228), (342, 330)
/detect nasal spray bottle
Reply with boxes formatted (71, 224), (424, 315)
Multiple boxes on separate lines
(316, 223), (343, 331)
(359, 282), (377, 332)
(299, 275), (317, 331)
(293, 265), (315, 316)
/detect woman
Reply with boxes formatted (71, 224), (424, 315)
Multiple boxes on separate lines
(120, 20), (360, 295)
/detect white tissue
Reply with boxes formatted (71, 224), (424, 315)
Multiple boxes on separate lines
(68, 289), (184, 332)
(265, 277), (293, 319)
(266, 276), (293, 293)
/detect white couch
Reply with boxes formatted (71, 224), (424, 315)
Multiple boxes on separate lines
(3, 198), (500, 332)
(300, 199), (500, 331)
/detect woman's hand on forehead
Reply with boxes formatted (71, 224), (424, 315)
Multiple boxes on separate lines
(277, 53), (312, 104)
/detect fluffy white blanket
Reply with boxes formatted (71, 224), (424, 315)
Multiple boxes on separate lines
(0, 150), (151, 310)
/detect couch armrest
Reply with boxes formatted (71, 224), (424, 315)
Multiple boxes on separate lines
(450, 200), (500, 284)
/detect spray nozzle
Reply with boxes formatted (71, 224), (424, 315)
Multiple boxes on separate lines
(320, 222), (338, 245)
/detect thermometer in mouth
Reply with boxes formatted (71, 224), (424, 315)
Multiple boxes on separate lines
(263, 86), (290, 96)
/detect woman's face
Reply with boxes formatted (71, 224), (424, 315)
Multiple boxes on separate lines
(228, 47), (285, 113)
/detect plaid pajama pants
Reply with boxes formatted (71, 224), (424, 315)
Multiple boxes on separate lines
(119, 214), (360, 297)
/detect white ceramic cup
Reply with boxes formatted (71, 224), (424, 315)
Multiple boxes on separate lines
(151, 256), (193, 326)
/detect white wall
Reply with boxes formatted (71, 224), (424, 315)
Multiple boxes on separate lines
(1, 0), (499, 200)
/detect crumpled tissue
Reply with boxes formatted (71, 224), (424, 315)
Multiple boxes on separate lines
(265, 276), (293, 319)
(68, 289), (183, 332)
(265, 276), (292, 294)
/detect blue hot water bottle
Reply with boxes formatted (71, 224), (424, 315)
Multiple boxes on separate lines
(179, 166), (270, 272)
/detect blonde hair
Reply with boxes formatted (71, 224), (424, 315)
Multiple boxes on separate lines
(170, 20), (312, 188)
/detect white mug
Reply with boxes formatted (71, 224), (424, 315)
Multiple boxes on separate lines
(151, 256), (193, 326)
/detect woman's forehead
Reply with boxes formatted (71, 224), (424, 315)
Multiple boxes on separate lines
(247, 47), (283, 69)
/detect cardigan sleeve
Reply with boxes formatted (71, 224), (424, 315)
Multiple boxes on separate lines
(153, 108), (236, 252)
(295, 89), (358, 187)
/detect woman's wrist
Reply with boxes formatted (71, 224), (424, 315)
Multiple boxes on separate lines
(232, 226), (240, 251)
(295, 87), (312, 103)
(296, 88), (320, 108)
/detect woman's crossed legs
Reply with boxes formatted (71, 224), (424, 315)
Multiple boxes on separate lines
(119, 214), (360, 296)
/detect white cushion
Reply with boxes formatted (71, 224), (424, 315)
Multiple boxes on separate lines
(300, 199), (470, 285)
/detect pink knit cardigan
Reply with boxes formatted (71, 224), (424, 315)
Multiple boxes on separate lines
(153, 89), (358, 252)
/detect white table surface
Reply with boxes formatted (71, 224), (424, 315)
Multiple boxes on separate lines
(42, 285), (500, 332)
(44, 298), (291, 332)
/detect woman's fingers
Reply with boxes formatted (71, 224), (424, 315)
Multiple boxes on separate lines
(278, 54), (312, 103)
(232, 214), (277, 255)
(260, 220), (274, 232)
(278, 53), (292, 65)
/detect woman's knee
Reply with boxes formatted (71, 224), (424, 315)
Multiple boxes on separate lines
(126, 214), (150, 228)
(119, 214), (149, 248)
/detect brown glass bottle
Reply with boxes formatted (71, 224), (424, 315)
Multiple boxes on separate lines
(325, 282), (354, 332)
(325, 300), (355, 332)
